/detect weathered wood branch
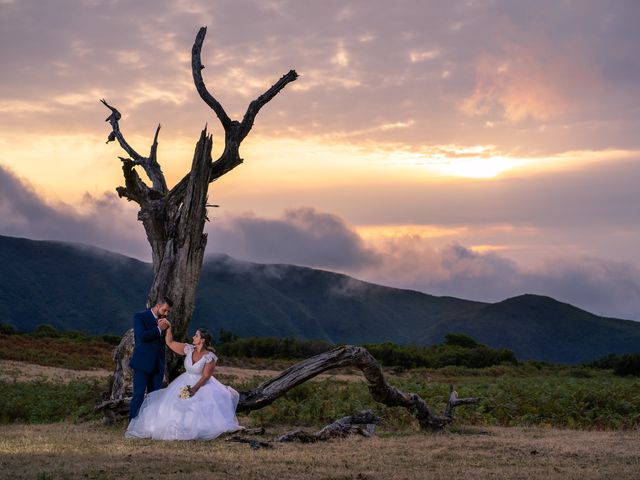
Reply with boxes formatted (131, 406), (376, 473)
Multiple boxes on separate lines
(226, 410), (379, 448)
(276, 410), (381, 443)
(239, 69), (299, 141)
(101, 99), (168, 194)
(115, 157), (150, 204)
(187, 25), (299, 189)
(98, 345), (478, 431)
(192, 26), (232, 130)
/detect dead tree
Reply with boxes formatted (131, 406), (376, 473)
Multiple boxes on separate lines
(98, 27), (478, 429)
(101, 26), (297, 389)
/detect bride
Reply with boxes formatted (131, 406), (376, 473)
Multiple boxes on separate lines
(125, 326), (241, 440)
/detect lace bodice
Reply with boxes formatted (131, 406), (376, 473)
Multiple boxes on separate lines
(184, 344), (217, 375)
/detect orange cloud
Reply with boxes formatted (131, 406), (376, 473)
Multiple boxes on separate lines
(462, 41), (601, 122)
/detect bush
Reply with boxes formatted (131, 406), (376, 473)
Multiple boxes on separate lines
(444, 332), (479, 348)
(100, 334), (122, 346)
(31, 324), (59, 338)
(587, 353), (619, 370)
(0, 323), (17, 335)
(363, 341), (517, 370)
(217, 336), (333, 359)
(613, 354), (640, 376)
(59, 330), (88, 341)
(218, 328), (239, 344)
(588, 353), (640, 376)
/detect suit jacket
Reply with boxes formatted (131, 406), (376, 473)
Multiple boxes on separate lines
(129, 309), (165, 374)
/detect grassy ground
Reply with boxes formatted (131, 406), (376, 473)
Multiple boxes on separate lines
(1, 421), (639, 479)
(0, 343), (640, 480)
(2, 334), (640, 478)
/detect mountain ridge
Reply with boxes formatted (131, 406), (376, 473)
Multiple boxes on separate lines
(1, 234), (639, 363)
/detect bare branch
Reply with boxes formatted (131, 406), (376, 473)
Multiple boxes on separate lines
(177, 27), (298, 197)
(192, 26), (232, 130)
(101, 99), (168, 194)
(239, 69), (299, 141)
(101, 99), (144, 162)
(116, 157), (150, 205)
(149, 123), (161, 163)
(277, 410), (380, 442)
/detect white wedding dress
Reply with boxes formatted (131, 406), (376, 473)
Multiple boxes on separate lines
(125, 344), (241, 440)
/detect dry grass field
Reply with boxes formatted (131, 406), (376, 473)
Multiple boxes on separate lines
(1, 421), (639, 479)
(2, 352), (639, 479)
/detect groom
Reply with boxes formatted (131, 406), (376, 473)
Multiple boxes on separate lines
(129, 296), (173, 420)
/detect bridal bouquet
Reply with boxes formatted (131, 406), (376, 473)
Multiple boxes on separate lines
(179, 385), (192, 399)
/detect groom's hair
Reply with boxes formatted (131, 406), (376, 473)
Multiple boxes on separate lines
(157, 296), (174, 308)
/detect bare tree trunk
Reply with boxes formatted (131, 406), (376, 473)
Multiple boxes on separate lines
(97, 345), (478, 430)
(101, 26), (297, 389)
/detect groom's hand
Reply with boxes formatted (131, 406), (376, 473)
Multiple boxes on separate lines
(158, 319), (171, 331)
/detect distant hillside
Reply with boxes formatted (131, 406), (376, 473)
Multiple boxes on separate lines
(418, 294), (640, 363)
(1, 234), (639, 363)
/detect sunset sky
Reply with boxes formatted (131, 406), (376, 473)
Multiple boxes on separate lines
(1, 0), (639, 319)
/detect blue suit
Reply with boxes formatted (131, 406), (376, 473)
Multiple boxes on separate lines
(129, 309), (165, 420)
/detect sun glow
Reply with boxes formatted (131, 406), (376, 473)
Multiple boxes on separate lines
(356, 224), (467, 239)
(380, 144), (536, 179)
(425, 154), (523, 178)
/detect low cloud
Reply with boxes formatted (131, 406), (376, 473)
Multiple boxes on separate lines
(357, 235), (640, 320)
(208, 207), (378, 269)
(0, 164), (148, 259)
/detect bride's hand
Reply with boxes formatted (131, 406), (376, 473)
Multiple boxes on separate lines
(190, 385), (199, 397)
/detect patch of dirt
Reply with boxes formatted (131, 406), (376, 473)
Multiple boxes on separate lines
(0, 359), (111, 383)
(0, 360), (366, 384)
(215, 365), (365, 383)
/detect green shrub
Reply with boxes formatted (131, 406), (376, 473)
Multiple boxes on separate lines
(363, 342), (517, 369)
(613, 354), (640, 376)
(444, 332), (479, 348)
(100, 334), (122, 346)
(0, 323), (17, 335)
(217, 336), (333, 359)
(588, 353), (640, 376)
(59, 330), (88, 341)
(31, 324), (59, 338)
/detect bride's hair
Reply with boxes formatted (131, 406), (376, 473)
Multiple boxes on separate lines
(196, 328), (216, 353)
